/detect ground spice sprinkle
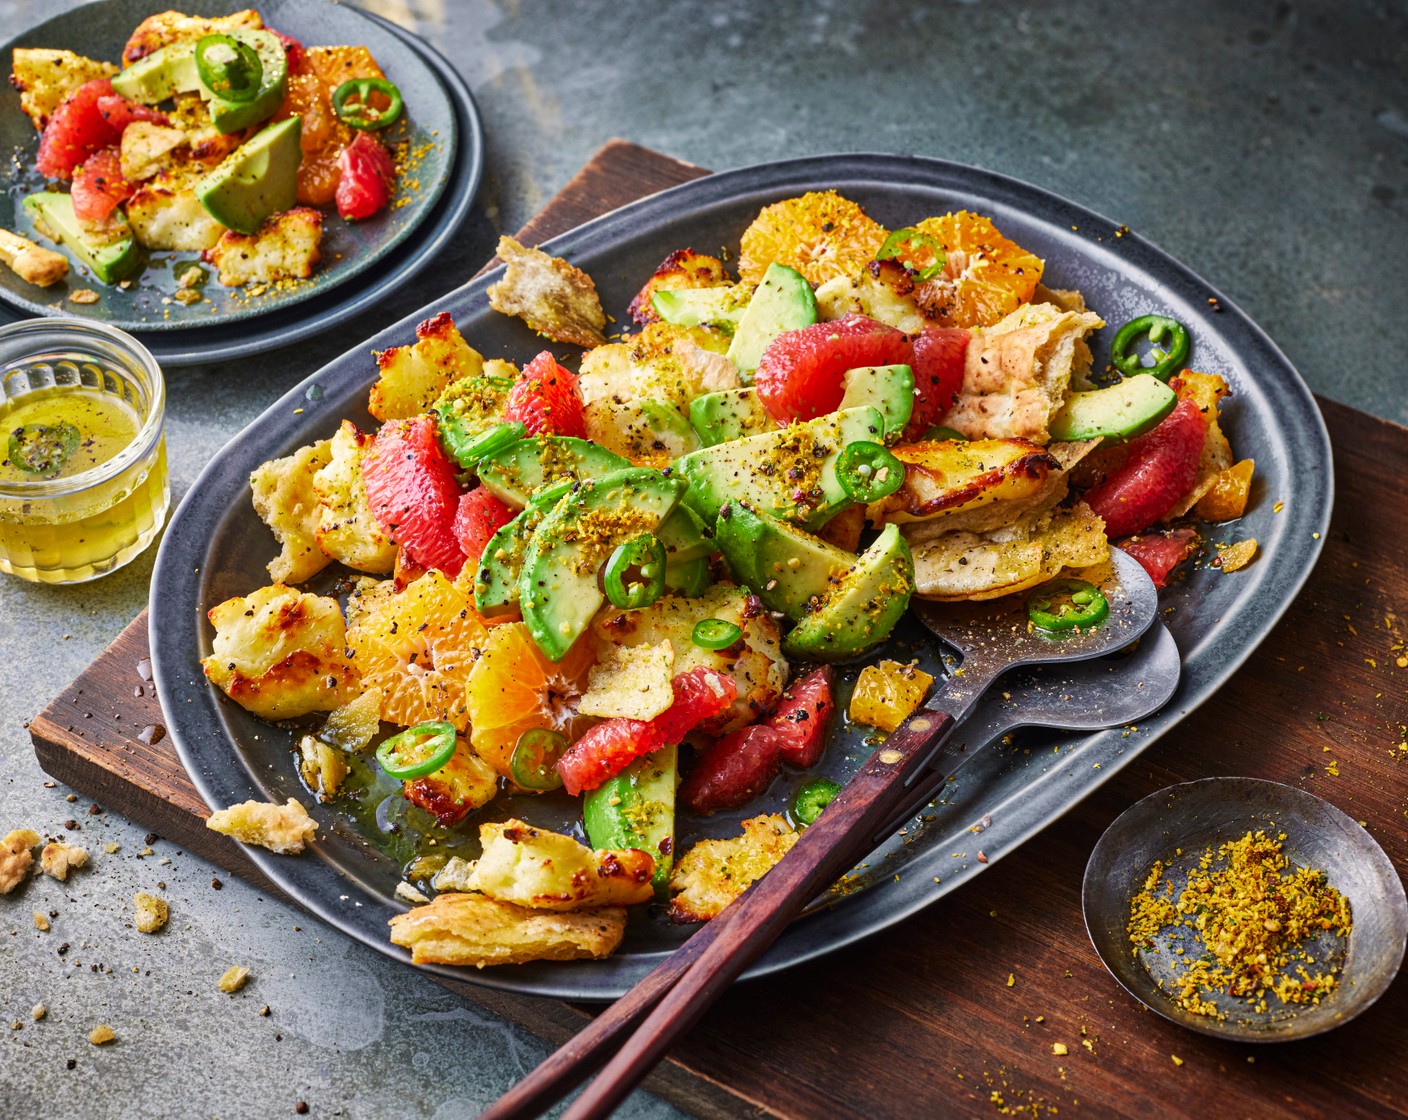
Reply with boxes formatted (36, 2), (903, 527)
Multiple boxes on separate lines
(1127, 830), (1352, 1020)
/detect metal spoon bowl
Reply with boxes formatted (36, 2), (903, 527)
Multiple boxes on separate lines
(1083, 777), (1408, 1041)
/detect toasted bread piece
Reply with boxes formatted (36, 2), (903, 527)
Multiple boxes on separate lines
(388, 892), (627, 967)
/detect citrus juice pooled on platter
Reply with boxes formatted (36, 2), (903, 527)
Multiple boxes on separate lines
(0, 319), (167, 583)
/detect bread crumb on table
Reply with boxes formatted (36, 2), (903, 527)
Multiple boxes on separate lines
(33, 911), (49, 931)
(133, 892), (169, 934)
(88, 1024), (115, 1045)
(218, 966), (250, 993)
(41, 841), (88, 882)
(31, 1004), (45, 1022)
(0, 829), (41, 894)
(205, 798), (316, 854)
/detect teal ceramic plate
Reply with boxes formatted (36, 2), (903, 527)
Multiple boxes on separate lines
(0, 0), (457, 331)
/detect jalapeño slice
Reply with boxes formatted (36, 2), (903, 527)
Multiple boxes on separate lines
(509, 728), (568, 790)
(603, 534), (667, 610)
(836, 441), (905, 503)
(332, 77), (404, 130)
(1026, 578), (1110, 634)
(375, 721), (456, 780)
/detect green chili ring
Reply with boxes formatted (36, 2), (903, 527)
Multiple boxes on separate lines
(876, 227), (947, 281)
(332, 77), (405, 130)
(793, 778), (842, 825)
(375, 721), (456, 780)
(1026, 578), (1110, 634)
(836, 441), (905, 503)
(7, 421), (80, 474)
(195, 34), (263, 102)
(692, 618), (742, 650)
(454, 421), (526, 466)
(603, 534), (667, 610)
(1110, 314), (1190, 381)
(509, 728), (569, 790)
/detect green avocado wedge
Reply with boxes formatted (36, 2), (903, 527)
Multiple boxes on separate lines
(713, 503), (852, 620)
(838, 364), (915, 444)
(520, 468), (685, 661)
(676, 406), (885, 530)
(432, 375), (515, 467)
(1048, 376), (1178, 442)
(651, 286), (750, 333)
(473, 481), (573, 617)
(113, 30), (288, 133)
(655, 503), (712, 564)
(476, 436), (629, 508)
(194, 116), (301, 235)
(582, 744), (677, 896)
(688, 387), (773, 447)
(782, 523), (915, 662)
(725, 262), (818, 375)
(22, 192), (138, 285)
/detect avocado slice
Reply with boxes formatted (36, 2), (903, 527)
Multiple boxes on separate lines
(639, 399), (702, 456)
(1049, 376), (1178, 442)
(664, 554), (710, 597)
(194, 116), (301, 235)
(583, 744), (677, 896)
(110, 40), (200, 102)
(838, 364), (915, 444)
(473, 482), (572, 617)
(725, 263), (818, 375)
(22, 192), (138, 285)
(111, 31), (288, 133)
(655, 503), (712, 564)
(714, 503), (853, 620)
(520, 468), (686, 661)
(432, 375), (515, 468)
(651, 287), (750, 333)
(782, 524), (915, 662)
(676, 406), (885, 530)
(688, 387), (773, 447)
(476, 436), (629, 508)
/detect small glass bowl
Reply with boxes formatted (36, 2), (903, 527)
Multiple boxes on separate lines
(0, 318), (169, 584)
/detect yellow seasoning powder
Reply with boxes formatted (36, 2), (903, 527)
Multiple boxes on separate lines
(1127, 830), (1352, 1020)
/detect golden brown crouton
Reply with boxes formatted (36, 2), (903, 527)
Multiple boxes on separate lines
(202, 585), (359, 719)
(250, 439), (334, 585)
(368, 311), (485, 422)
(467, 820), (654, 911)
(217, 965), (250, 993)
(206, 208), (323, 288)
(487, 236), (607, 348)
(121, 9), (263, 65)
(296, 735), (349, 802)
(401, 743), (499, 827)
(669, 815), (798, 923)
(205, 798), (316, 855)
(577, 640), (675, 720)
(133, 891), (169, 934)
(10, 48), (116, 130)
(0, 829), (40, 894)
(88, 1024), (116, 1045)
(388, 892), (627, 967)
(0, 228), (69, 287)
(39, 841), (88, 882)
(311, 422), (397, 574)
(626, 248), (730, 325)
(118, 121), (187, 182)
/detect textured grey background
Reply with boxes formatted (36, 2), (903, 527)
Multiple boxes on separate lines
(0, 0), (1404, 1117)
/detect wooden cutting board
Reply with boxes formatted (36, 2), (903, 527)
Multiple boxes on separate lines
(31, 140), (1408, 1120)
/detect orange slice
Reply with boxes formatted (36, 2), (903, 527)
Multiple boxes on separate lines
(911, 212), (1044, 329)
(465, 621), (597, 781)
(345, 570), (487, 731)
(738, 191), (888, 287)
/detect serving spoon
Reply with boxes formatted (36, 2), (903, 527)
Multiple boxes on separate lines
(483, 549), (1166, 1120)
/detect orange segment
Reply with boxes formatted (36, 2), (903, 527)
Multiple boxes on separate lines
(275, 46), (385, 206)
(738, 191), (888, 287)
(345, 570), (487, 731)
(465, 622), (597, 781)
(911, 212), (1044, 329)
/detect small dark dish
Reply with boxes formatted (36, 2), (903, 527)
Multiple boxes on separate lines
(1084, 777), (1408, 1041)
(0, 0), (483, 365)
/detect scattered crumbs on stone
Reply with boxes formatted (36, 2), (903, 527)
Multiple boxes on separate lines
(65, 794), (77, 803)
(260, 1005), (271, 1017)
(218, 966), (250, 993)
(103, 842), (120, 855)
(69, 289), (99, 305)
(66, 1058), (76, 1070)
(133, 892), (169, 934)
(31, 1004), (45, 1021)
(88, 1024), (115, 1045)
(296, 1103), (309, 1115)
(33, 912), (49, 932)
(394, 882), (430, 905)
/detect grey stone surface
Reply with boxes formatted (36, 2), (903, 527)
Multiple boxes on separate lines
(0, 0), (1404, 1117)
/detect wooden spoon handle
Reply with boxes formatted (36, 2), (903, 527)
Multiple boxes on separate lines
(557, 709), (957, 1120)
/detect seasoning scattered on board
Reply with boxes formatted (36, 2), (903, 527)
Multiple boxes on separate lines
(1128, 830), (1352, 1019)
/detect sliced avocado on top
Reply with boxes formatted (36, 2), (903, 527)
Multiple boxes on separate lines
(838, 364), (915, 444)
(583, 743), (678, 896)
(23, 192), (138, 285)
(477, 435), (629, 508)
(651, 286), (751, 333)
(194, 115), (301, 235)
(432, 375), (515, 468)
(520, 468), (686, 661)
(782, 523), (915, 662)
(688, 387), (773, 447)
(110, 40), (201, 102)
(655, 503), (712, 564)
(725, 262), (818, 376)
(676, 406), (885, 531)
(1048, 376), (1178, 442)
(713, 503), (853, 620)
(473, 481), (572, 617)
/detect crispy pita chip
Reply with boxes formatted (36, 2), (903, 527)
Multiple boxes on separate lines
(488, 236), (607, 348)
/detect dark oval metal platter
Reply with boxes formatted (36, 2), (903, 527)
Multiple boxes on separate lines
(151, 154), (1333, 1000)
(0, 0), (483, 366)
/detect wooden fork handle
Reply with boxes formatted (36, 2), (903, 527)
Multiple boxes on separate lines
(556, 708), (957, 1120)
